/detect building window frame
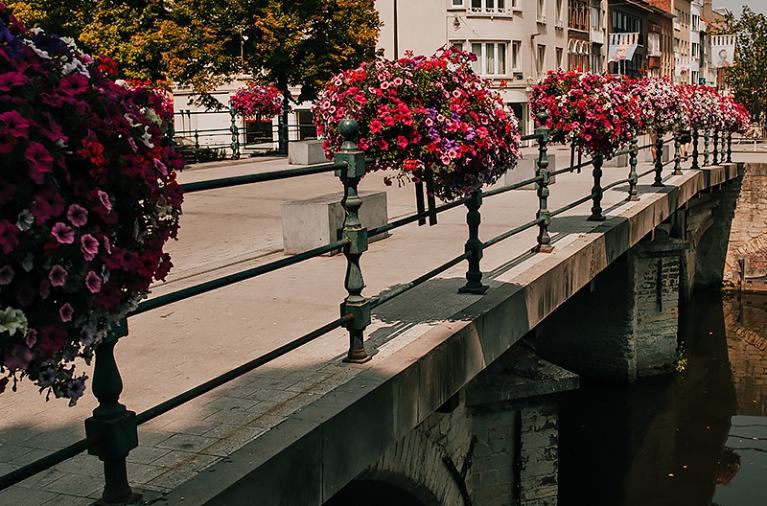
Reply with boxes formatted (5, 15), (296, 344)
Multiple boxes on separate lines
(470, 41), (509, 77)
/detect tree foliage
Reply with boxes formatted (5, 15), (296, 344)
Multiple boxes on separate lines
(7, 0), (381, 107)
(717, 7), (767, 124)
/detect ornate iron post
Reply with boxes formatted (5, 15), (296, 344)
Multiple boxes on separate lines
(712, 130), (719, 165)
(673, 134), (682, 175)
(691, 128), (699, 169)
(229, 106), (241, 160)
(459, 190), (488, 294)
(334, 119), (371, 363)
(703, 128), (710, 166)
(727, 132), (733, 163)
(722, 132), (728, 162)
(652, 134), (664, 187)
(588, 153), (606, 221)
(533, 111), (554, 253)
(627, 138), (639, 201)
(85, 322), (140, 505)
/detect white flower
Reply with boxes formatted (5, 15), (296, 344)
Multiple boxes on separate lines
(0, 307), (28, 337)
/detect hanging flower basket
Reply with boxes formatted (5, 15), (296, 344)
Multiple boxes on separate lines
(312, 46), (521, 201)
(229, 83), (283, 121)
(631, 76), (687, 135)
(0, 7), (184, 405)
(681, 84), (723, 132)
(530, 69), (637, 160)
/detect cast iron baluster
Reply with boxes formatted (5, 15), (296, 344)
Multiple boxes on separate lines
(652, 134), (664, 187)
(723, 132), (729, 162)
(459, 190), (488, 294)
(703, 128), (710, 166)
(691, 128), (699, 169)
(533, 111), (554, 252)
(727, 132), (733, 163)
(673, 134), (682, 175)
(85, 322), (140, 505)
(334, 119), (371, 363)
(194, 130), (199, 149)
(712, 130), (719, 165)
(229, 106), (240, 160)
(166, 119), (175, 149)
(588, 153), (606, 220)
(627, 138), (639, 201)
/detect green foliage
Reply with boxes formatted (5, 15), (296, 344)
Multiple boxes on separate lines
(8, 0), (381, 107)
(719, 7), (767, 124)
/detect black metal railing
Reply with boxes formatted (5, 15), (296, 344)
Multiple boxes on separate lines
(0, 120), (736, 504)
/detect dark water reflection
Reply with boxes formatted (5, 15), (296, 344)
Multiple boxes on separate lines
(557, 292), (767, 506)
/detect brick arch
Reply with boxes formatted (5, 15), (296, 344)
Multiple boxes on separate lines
(323, 476), (435, 506)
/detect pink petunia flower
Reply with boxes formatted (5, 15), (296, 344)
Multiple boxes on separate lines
(85, 270), (102, 293)
(3, 345), (32, 371)
(51, 222), (75, 244)
(25, 328), (37, 348)
(0, 110), (30, 138)
(97, 190), (112, 211)
(80, 234), (99, 261)
(67, 204), (88, 227)
(59, 303), (74, 322)
(49, 265), (67, 287)
(58, 74), (89, 96)
(30, 190), (66, 224)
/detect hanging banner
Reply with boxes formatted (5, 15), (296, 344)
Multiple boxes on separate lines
(608, 32), (639, 63)
(710, 34), (736, 68)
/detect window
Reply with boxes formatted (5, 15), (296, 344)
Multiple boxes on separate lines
(692, 42), (699, 59)
(451, 40), (464, 52)
(556, 47), (564, 69)
(611, 10), (643, 45)
(452, 0), (463, 6)
(512, 41), (521, 69)
(511, 0), (519, 9)
(537, 44), (546, 73)
(591, 6), (600, 30)
(674, 37), (680, 53)
(556, 0), (563, 24)
(471, 0), (506, 14)
(470, 42), (508, 76)
(537, 0), (545, 22)
(674, 8), (681, 30)
(692, 14), (700, 31)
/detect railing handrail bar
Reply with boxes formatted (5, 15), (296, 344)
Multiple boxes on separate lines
(180, 163), (344, 193)
(550, 193), (595, 218)
(483, 175), (543, 198)
(131, 238), (349, 316)
(483, 217), (545, 249)
(135, 314), (354, 425)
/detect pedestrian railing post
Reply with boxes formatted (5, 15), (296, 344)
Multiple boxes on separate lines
(712, 130), (719, 165)
(673, 134), (682, 175)
(703, 128), (710, 166)
(333, 119), (371, 363)
(84, 321), (140, 505)
(628, 137), (639, 201)
(533, 111), (554, 252)
(229, 106), (241, 160)
(194, 130), (199, 149)
(727, 132), (733, 163)
(166, 119), (175, 149)
(652, 134), (665, 187)
(722, 132), (728, 162)
(691, 128), (699, 169)
(459, 190), (489, 294)
(588, 153), (606, 221)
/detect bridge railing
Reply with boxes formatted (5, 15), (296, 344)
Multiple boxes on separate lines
(0, 118), (735, 504)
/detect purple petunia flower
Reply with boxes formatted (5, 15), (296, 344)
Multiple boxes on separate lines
(67, 204), (88, 227)
(51, 222), (74, 244)
(59, 303), (74, 322)
(80, 234), (99, 261)
(67, 376), (87, 405)
(38, 368), (56, 387)
(85, 271), (102, 293)
(48, 265), (67, 287)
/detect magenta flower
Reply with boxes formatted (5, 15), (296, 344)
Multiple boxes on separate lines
(39, 279), (50, 299)
(25, 142), (54, 185)
(3, 345), (32, 371)
(59, 303), (74, 322)
(25, 328), (37, 348)
(58, 74), (89, 96)
(30, 190), (66, 224)
(0, 110), (30, 138)
(0, 220), (19, 254)
(85, 271), (102, 293)
(49, 265), (67, 287)
(97, 190), (112, 211)
(51, 222), (75, 244)
(80, 234), (99, 261)
(67, 204), (88, 227)
(0, 71), (29, 91)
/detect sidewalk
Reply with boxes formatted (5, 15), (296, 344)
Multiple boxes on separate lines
(0, 144), (761, 505)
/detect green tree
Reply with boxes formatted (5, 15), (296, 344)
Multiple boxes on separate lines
(718, 7), (767, 127)
(8, 0), (381, 108)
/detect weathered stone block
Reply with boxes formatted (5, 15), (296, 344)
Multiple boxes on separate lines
(288, 139), (327, 165)
(281, 191), (389, 255)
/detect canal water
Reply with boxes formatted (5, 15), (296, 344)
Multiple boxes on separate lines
(557, 291), (767, 506)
